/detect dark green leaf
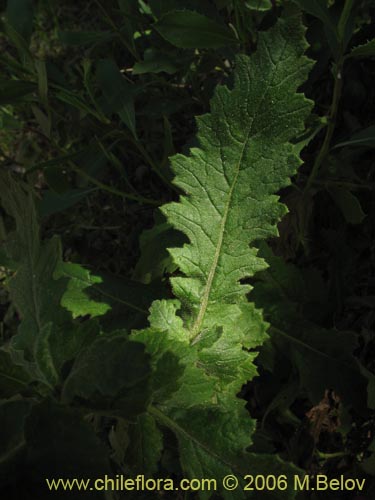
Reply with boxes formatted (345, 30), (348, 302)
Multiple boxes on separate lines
(58, 30), (114, 46)
(349, 38), (375, 58)
(0, 174), (100, 383)
(292, 0), (339, 58)
(252, 246), (368, 409)
(133, 219), (186, 283)
(37, 188), (97, 218)
(62, 334), (152, 417)
(133, 49), (179, 75)
(0, 80), (35, 105)
(0, 349), (31, 397)
(154, 10), (238, 48)
(25, 400), (111, 484)
(332, 126), (375, 149)
(96, 59), (136, 136)
(0, 399), (31, 483)
(6, 0), (34, 42)
(328, 186), (366, 224)
(125, 414), (163, 474)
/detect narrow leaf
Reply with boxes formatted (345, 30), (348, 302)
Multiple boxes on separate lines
(0, 80), (35, 105)
(332, 125), (375, 149)
(96, 59), (137, 136)
(5, 0), (34, 42)
(58, 30), (114, 46)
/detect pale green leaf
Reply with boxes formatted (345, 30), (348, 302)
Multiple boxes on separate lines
(162, 14), (313, 344)
(55, 261), (111, 318)
(132, 12), (314, 495)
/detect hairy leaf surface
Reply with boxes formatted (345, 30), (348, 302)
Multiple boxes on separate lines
(132, 11), (314, 498)
(162, 13), (313, 343)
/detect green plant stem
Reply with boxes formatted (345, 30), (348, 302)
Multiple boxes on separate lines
(35, 130), (161, 205)
(70, 164), (160, 206)
(304, 58), (344, 195)
(317, 450), (348, 459)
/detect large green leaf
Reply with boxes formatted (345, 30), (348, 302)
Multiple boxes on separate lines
(132, 11), (313, 497)
(163, 14), (313, 343)
(0, 174), (99, 386)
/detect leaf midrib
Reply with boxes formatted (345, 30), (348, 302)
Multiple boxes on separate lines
(190, 41), (287, 341)
(149, 405), (243, 473)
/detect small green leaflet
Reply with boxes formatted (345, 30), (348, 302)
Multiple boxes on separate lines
(55, 261), (111, 318)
